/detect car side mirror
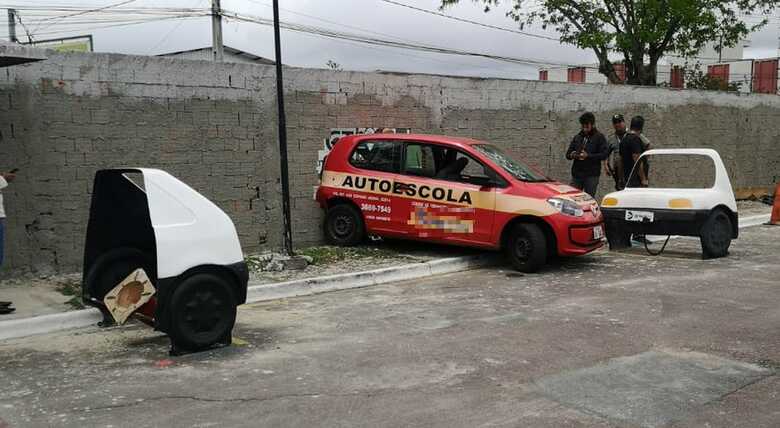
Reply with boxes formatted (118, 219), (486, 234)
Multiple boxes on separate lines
(467, 176), (498, 187)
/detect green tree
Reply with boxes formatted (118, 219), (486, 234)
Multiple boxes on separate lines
(682, 65), (743, 92)
(441, 0), (778, 85)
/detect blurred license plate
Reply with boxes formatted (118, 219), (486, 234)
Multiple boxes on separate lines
(592, 225), (604, 239)
(625, 210), (654, 222)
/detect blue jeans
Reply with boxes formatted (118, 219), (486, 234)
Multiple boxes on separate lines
(0, 218), (5, 267)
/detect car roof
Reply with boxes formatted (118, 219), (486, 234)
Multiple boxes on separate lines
(642, 148), (719, 157)
(348, 133), (488, 148)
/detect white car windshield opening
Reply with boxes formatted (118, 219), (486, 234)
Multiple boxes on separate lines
(122, 172), (146, 193)
(627, 153), (716, 189)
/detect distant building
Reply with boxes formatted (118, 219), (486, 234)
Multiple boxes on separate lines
(538, 63), (672, 86)
(158, 46), (275, 65)
(703, 57), (779, 94)
(537, 41), (778, 94)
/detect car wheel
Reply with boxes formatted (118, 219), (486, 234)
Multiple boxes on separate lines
(505, 223), (547, 273)
(700, 209), (732, 259)
(85, 247), (152, 302)
(325, 204), (365, 246)
(168, 273), (237, 351)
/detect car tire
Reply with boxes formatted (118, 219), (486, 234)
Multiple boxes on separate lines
(85, 247), (153, 302)
(168, 273), (237, 352)
(325, 204), (365, 246)
(505, 223), (547, 273)
(700, 209), (732, 259)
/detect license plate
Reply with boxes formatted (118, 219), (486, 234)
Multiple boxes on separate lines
(625, 210), (654, 222)
(592, 225), (604, 240)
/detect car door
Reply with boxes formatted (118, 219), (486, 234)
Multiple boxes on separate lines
(397, 142), (496, 245)
(345, 139), (402, 236)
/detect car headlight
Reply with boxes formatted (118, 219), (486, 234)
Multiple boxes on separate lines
(547, 198), (584, 217)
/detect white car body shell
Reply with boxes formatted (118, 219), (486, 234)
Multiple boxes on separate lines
(602, 148), (737, 213)
(137, 168), (244, 279)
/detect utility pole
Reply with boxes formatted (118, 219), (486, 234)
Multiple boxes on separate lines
(7, 9), (18, 43)
(211, 0), (224, 62)
(272, 0), (294, 256)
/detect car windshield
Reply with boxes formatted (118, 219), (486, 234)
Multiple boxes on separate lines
(472, 144), (549, 182)
(627, 153), (716, 188)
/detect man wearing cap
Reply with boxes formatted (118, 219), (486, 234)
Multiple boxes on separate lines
(565, 112), (608, 198)
(604, 114), (628, 190)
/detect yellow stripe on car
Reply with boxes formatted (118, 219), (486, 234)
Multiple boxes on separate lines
(668, 198), (693, 209)
(321, 171), (557, 216)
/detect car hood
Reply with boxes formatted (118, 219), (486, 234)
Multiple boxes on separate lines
(523, 181), (600, 212)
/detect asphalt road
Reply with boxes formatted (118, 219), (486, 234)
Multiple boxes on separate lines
(1, 226), (779, 428)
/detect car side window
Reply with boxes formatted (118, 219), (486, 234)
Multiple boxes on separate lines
(349, 140), (401, 173)
(435, 148), (492, 184)
(456, 151), (490, 180)
(404, 144), (437, 178)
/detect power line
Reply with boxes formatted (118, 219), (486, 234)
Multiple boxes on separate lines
(243, 0), (422, 45)
(16, 0), (138, 36)
(222, 9), (575, 68)
(7, 14), (208, 39)
(147, 0), (206, 54)
(377, 0), (561, 42)
(32, 0), (137, 24)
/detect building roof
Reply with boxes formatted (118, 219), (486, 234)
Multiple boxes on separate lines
(0, 41), (47, 67)
(157, 45), (275, 65)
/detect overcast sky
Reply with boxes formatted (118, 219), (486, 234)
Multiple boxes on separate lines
(8, 0), (780, 80)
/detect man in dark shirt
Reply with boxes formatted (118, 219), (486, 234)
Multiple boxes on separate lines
(604, 114), (627, 190)
(565, 112), (609, 198)
(620, 116), (649, 188)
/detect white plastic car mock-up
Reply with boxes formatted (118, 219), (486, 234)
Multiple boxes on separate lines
(82, 169), (248, 354)
(600, 148), (738, 258)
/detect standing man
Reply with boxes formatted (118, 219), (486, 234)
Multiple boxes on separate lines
(565, 112), (608, 198)
(620, 115), (649, 188)
(604, 114), (627, 190)
(0, 169), (16, 315)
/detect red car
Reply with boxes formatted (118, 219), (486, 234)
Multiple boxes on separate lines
(315, 134), (604, 272)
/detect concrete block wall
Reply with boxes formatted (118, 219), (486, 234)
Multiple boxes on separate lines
(1, 52), (779, 276)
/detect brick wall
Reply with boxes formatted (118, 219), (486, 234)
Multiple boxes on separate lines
(1, 52), (779, 276)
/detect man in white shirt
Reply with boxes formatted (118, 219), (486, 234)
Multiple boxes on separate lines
(1, 169), (16, 315)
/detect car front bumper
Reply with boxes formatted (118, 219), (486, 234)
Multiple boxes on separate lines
(602, 207), (712, 237)
(548, 213), (605, 256)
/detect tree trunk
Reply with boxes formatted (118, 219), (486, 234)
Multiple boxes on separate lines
(640, 63), (657, 86)
(626, 53), (644, 85)
(597, 60), (623, 84)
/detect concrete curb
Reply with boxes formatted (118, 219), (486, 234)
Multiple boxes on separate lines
(245, 254), (497, 304)
(0, 214), (771, 342)
(0, 254), (496, 342)
(0, 307), (102, 341)
(739, 213), (771, 228)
